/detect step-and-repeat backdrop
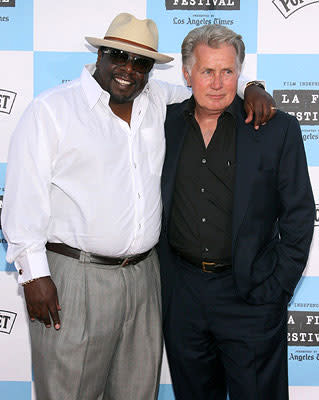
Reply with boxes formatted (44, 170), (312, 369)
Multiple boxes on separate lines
(0, 1), (319, 399)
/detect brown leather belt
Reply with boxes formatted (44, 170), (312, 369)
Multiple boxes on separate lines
(177, 253), (231, 273)
(46, 242), (151, 267)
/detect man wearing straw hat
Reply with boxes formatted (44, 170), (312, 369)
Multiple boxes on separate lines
(2, 13), (275, 400)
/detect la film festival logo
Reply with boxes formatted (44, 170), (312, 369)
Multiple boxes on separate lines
(165, 0), (240, 10)
(273, 0), (319, 18)
(273, 90), (319, 125)
(0, 0), (15, 6)
(288, 311), (319, 347)
(0, 89), (17, 114)
(0, 310), (17, 334)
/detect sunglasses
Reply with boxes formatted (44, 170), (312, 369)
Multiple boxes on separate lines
(102, 48), (154, 74)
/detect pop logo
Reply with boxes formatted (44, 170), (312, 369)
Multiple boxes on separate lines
(273, 0), (319, 18)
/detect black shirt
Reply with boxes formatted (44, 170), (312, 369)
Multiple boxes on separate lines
(168, 95), (240, 263)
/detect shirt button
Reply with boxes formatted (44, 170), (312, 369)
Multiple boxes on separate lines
(134, 163), (137, 169)
(202, 158), (207, 164)
(201, 188), (205, 193)
(227, 160), (231, 166)
(202, 217), (206, 223)
(138, 193), (141, 199)
(138, 223), (141, 230)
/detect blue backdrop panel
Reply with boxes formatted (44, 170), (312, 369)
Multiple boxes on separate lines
(0, 382), (31, 400)
(0, 0), (33, 51)
(158, 384), (175, 400)
(34, 51), (96, 97)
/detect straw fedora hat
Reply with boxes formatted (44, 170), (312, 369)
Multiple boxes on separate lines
(85, 13), (173, 64)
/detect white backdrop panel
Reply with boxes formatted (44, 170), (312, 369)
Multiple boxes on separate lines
(34, 0), (146, 52)
(258, 0), (319, 54)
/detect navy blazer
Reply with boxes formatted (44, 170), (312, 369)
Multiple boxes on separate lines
(158, 96), (315, 318)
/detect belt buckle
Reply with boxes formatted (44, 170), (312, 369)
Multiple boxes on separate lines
(120, 257), (130, 267)
(201, 261), (216, 273)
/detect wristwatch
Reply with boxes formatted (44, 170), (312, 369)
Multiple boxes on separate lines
(246, 80), (265, 90)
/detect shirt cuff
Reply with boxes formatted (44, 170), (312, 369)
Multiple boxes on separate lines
(14, 251), (51, 284)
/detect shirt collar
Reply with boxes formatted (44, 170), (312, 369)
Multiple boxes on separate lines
(225, 95), (242, 120)
(80, 64), (150, 110)
(184, 95), (196, 117)
(80, 64), (106, 109)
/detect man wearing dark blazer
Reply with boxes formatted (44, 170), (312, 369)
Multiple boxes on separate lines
(158, 24), (315, 400)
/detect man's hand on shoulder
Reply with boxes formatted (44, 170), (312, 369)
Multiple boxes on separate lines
(24, 276), (61, 330)
(244, 84), (276, 130)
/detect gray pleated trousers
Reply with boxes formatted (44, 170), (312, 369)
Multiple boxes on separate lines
(30, 249), (163, 400)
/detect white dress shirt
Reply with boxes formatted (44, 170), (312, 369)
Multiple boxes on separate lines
(2, 64), (249, 283)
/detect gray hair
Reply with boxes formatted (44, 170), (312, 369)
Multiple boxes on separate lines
(182, 24), (245, 74)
